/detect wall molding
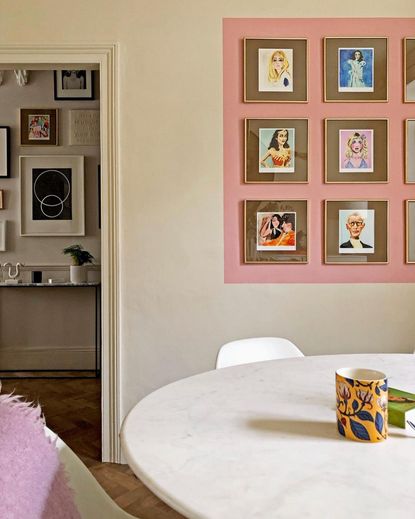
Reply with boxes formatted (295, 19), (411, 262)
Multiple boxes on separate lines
(0, 346), (95, 370)
(0, 43), (121, 462)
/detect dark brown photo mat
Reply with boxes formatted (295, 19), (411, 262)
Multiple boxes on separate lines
(244, 199), (308, 263)
(405, 38), (415, 102)
(244, 38), (308, 102)
(245, 119), (308, 183)
(20, 109), (58, 146)
(325, 200), (388, 264)
(325, 119), (388, 183)
(406, 200), (415, 263)
(324, 37), (388, 102)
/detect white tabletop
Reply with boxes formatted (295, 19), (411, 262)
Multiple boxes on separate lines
(121, 354), (415, 519)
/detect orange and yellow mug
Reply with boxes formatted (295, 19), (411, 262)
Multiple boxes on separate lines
(336, 367), (388, 442)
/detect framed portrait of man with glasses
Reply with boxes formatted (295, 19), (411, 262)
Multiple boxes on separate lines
(324, 200), (388, 264)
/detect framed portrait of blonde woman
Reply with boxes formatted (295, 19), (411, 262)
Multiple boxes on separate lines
(244, 199), (308, 263)
(325, 119), (388, 183)
(244, 38), (308, 103)
(324, 37), (388, 102)
(404, 38), (415, 102)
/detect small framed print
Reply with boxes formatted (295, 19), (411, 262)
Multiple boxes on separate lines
(324, 37), (388, 102)
(54, 70), (94, 100)
(325, 200), (388, 264)
(406, 200), (415, 262)
(244, 199), (308, 263)
(245, 119), (308, 183)
(0, 126), (10, 177)
(0, 190), (3, 209)
(405, 119), (415, 183)
(20, 109), (58, 146)
(244, 38), (308, 102)
(325, 119), (388, 183)
(20, 155), (85, 236)
(404, 38), (415, 102)
(0, 220), (5, 251)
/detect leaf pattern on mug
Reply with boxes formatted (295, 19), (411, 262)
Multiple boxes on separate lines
(350, 419), (370, 441)
(375, 412), (384, 435)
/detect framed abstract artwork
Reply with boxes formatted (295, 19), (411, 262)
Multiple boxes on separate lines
(406, 200), (415, 262)
(404, 38), (415, 102)
(325, 119), (388, 183)
(324, 37), (388, 102)
(20, 155), (85, 236)
(245, 118), (308, 183)
(244, 199), (308, 263)
(20, 109), (58, 146)
(325, 200), (388, 264)
(54, 70), (94, 100)
(244, 38), (308, 102)
(0, 126), (10, 177)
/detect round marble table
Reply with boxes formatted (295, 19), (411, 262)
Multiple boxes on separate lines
(121, 354), (415, 519)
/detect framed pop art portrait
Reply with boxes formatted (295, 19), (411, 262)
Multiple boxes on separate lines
(0, 127), (10, 178)
(406, 200), (415, 262)
(20, 155), (85, 236)
(54, 70), (94, 100)
(325, 119), (388, 183)
(244, 38), (308, 102)
(325, 200), (388, 264)
(324, 37), (388, 102)
(245, 119), (308, 183)
(405, 119), (415, 183)
(404, 38), (415, 102)
(20, 109), (58, 146)
(244, 199), (308, 263)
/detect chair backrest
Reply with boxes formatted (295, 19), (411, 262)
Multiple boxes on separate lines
(46, 428), (136, 519)
(216, 337), (304, 369)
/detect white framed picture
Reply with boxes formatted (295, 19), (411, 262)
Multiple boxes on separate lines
(54, 70), (94, 100)
(20, 155), (85, 236)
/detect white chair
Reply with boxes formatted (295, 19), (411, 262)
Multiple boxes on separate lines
(216, 337), (304, 369)
(46, 428), (136, 518)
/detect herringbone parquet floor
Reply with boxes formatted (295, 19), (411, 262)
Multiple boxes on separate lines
(0, 376), (184, 519)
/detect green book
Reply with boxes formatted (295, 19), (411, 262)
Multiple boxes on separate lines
(388, 387), (415, 432)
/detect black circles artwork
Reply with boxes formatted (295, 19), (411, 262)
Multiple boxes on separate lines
(32, 168), (72, 220)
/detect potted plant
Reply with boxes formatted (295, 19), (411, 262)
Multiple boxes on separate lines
(63, 244), (94, 284)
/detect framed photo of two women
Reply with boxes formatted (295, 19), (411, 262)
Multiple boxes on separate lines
(244, 37), (415, 102)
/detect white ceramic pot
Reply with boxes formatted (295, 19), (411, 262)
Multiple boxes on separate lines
(70, 265), (87, 284)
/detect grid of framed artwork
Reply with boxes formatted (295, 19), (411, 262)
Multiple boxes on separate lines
(237, 30), (415, 271)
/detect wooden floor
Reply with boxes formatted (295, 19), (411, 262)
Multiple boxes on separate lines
(0, 376), (184, 519)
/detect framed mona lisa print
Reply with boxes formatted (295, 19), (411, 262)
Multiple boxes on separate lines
(244, 38), (308, 102)
(324, 37), (388, 102)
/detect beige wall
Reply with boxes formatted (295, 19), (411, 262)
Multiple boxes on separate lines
(0, 1), (414, 416)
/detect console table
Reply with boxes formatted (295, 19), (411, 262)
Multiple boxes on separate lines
(0, 282), (101, 378)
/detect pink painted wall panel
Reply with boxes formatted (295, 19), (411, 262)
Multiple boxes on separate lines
(223, 18), (415, 283)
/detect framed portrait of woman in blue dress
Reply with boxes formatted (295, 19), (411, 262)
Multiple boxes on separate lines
(324, 37), (388, 102)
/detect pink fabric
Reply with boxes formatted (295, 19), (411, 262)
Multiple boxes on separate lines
(0, 391), (80, 519)
(223, 18), (415, 283)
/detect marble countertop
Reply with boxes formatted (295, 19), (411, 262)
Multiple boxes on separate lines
(121, 354), (415, 519)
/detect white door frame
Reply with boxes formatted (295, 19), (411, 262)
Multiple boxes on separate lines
(0, 44), (121, 462)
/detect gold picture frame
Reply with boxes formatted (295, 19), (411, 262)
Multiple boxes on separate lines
(404, 38), (415, 103)
(325, 119), (388, 183)
(244, 38), (308, 103)
(324, 37), (388, 102)
(245, 118), (308, 183)
(405, 119), (415, 183)
(244, 199), (308, 264)
(406, 200), (415, 263)
(324, 200), (389, 264)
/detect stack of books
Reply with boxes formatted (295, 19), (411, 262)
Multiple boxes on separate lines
(388, 387), (415, 435)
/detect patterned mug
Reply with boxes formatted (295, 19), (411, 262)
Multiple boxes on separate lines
(336, 367), (388, 442)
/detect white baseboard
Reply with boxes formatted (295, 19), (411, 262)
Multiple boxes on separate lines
(0, 346), (95, 370)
